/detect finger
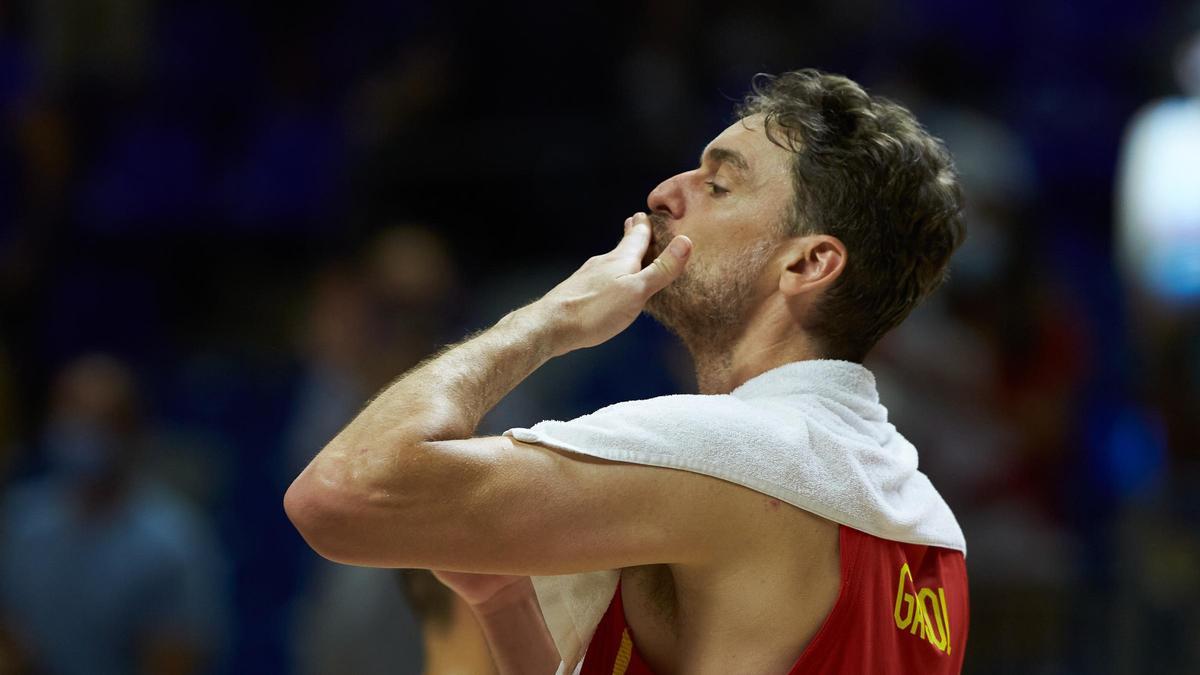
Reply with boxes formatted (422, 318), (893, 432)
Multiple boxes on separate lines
(613, 213), (651, 259)
(633, 234), (692, 294)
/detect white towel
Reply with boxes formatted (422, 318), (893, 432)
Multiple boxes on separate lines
(504, 359), (965, 674)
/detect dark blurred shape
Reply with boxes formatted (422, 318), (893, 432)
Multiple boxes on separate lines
(1116, 23), (1200, 463)
(0, 355), (229, 675)
(0, 344), (15, 483)
(398, 570), (454, 632)
(32, 0), (150, 95)
(291, 563), (423, 675)
(398, 570), (498, 675)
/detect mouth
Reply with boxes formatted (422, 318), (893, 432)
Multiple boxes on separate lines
(642, 212), (673, 268)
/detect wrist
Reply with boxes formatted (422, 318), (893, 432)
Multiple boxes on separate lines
(468, 576), (561, 674)
(470, 576), (540, 618)
(508, 300), (575, 359)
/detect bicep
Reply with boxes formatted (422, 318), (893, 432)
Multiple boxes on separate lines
(362, 436), (762, 575)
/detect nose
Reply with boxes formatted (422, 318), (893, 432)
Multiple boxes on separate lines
(647, 172), (686, 220)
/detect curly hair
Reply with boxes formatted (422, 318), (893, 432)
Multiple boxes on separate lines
(736, 69), (965, 361)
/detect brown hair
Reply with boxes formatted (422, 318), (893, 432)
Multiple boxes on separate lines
(737, 69), (965, 361)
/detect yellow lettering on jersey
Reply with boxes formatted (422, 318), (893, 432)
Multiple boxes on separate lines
(893, 563), (952, 654)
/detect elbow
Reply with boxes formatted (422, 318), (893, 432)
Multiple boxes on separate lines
(285, 442), (436, 567)
(284, 474), (364, 565)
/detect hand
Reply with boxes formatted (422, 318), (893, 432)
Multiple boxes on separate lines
(532, 212), (692, 356)
(431, 570), (530, 609)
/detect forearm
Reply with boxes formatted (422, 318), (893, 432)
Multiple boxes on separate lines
(472, 578), (560, 675)
(359, 305), (559, 439)
(284, 213), (689, 566)
(302, 302), (562, 492)
(284, 299), (580, 565)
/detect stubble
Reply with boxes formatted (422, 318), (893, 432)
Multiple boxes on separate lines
(643, 212), (779, 354)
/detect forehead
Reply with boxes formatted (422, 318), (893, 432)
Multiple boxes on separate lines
(705, 114), (793, 184)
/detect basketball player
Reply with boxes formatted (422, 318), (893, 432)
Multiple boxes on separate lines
(286, 69), (969, 674)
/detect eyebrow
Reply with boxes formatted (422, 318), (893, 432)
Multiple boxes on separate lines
(701, 146), (751, 176)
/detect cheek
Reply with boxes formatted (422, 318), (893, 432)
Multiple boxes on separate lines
(707, 215), (764, 251)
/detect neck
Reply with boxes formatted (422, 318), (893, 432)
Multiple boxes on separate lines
(684, 297), (823, 395)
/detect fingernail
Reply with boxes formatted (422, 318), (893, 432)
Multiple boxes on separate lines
(669, 237), (691, 257)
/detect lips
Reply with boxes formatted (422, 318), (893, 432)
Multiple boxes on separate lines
(642, 212), (672, 268)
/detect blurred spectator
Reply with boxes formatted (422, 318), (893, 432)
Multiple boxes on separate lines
(0, 355), (229, 675)
(283, 224), (462, 478)
(288, 225), (472, 675)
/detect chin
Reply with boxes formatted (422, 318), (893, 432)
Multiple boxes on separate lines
(643, 286), (693, 338)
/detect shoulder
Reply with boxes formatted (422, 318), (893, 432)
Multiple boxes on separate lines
(508, 392), (781, 463)
(530, 392), (751, 428)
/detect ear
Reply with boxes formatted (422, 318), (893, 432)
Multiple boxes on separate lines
(779, 235), (846, 297)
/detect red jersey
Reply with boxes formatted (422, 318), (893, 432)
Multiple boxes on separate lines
(580, 525), (968, 674)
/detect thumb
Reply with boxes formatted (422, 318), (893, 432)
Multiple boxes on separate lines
(634, 235), (692, 294)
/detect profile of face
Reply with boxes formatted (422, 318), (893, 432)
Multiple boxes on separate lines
(643, 115), (797, 348)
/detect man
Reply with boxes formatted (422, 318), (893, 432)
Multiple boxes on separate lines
(286, 69), (968, 674)
(1, 355), (228, 675)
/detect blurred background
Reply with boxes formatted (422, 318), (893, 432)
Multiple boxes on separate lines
(1, 0), (1198, 673)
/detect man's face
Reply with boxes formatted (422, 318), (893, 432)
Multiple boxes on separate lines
(44, 357), (139, 485)
(643, 115), (796, 345)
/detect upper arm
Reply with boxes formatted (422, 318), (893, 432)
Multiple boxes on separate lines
(286, 435), (771, 575)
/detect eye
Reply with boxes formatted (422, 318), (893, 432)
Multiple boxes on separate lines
(705, 180), (729, 196)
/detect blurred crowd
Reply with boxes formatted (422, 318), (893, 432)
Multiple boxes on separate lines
(1, 1), (1198, 674)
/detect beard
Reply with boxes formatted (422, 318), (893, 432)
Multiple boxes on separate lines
(643, 212), (779, 353)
